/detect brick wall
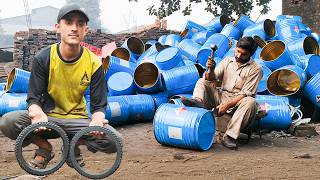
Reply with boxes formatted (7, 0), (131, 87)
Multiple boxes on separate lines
(282, 0), (320, 34)
(13, 26), (178, 71)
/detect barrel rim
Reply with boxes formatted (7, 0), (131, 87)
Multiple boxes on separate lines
(267, 67), (302, 96)
(133, 62), (160, 89)
(260, 40), (286, 62)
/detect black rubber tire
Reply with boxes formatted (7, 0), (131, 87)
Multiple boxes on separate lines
(69, 126), (123, 179)
(15, 122), (69, 176)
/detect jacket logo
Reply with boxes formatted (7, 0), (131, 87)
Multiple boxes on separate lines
(80, 72), (90, 86)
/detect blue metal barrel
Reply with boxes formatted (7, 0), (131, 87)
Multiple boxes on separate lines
(145, 40), (158, 51)
(256, 94), (290, 104)
(234, 15), (255, 33)
(153, 103), (215, 151)
(169, 94), (193, 107)
(287, 36), (319, 56)
(111, 47), (136, 63)
(105, 96), (130, 126)
(134, 62), (162, 93)
(151, 92), (169, 109)
(311, 33), (320, 43)
(165, 34), (182, 47)
(298, 54), (320, 77)
(161, 64), (203, 96)
(197, 33), (230, 67)
(257, 63), (272, 93)
(122, 94), (156, 123)
(276, 15), (302, 23)
(121, 37), (145, 59)
(191, 29), (217, 45)
(267, 65), (307, 96)
(220, 23), (242, 40)
(0, 92), (28, 115)
(253, 97), (292, 131)
(178, 39), (202, 63)
(223, 38), (238, 59)
(155, 47), (183, 70)
(260, 40), (294, 71)
(103, 56), (136, 81)
(205, 15), (230, 32)
(137, 42), (165, 64)
(276, 18), (302, 43)
(168, 98), (185, 107)
(243, 19), (275, 40)
(303, 72), (320, 109)
(298, 23), (312, 35)
(107, 72), (136, 96)
(6, 68), (30, 93)
(180, 20), (207, 39)
(158, 35), (168, 45)
(0, 83), (6, 90)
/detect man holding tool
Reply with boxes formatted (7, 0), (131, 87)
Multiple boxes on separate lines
(181, 37), (263, 150)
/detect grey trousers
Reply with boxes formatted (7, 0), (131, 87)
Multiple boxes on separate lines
(193, 78), (258, 139)
(0, 110), (121, 153)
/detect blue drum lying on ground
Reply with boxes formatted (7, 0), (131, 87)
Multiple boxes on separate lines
(153, 103), (215, 151)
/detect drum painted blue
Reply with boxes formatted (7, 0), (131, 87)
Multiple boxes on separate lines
(134, 62), (163, 93)
(161, 64), (202, 96)
(298, 54), (320, 77)
(287, 36), (319, 56)
(205, 15), (230, 32)
(165, 34), (182, 47)
(220, 23), (242, 40)
(108, 72), (136, 96)
(0, 92), (28, 115)
(234, 15), (255, 33)
(276, 18), (302, 43)
(153, 103), (215, 151)
(104, 56), (136, 81)
(121, 37), (145, 59)
(197, 33), (230, 66)
(151, 92), (169, 109)
(178, 39), (202, 63)
(105, 96), (130, 126)
(252, 98), (292, 131)
(158, 35), (168, 45)
(257, 64), (272, 93)
(6, 68), (30, 93)
(303, 72), (320, 109)
(156, 47), (183, 70)
(191, 30), (217, 45)
(180, 20), (207, 39)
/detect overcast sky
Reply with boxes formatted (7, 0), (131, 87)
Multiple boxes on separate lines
(0, 0), (282, 33)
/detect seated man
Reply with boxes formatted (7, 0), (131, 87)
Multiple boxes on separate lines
(0, 4), (118, 168)
(181, 37), (263, 150)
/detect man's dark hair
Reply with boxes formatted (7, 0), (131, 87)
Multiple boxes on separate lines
(236, 36), (258, 56)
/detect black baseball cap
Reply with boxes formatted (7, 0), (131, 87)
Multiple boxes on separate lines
(57, 4), (89, 23)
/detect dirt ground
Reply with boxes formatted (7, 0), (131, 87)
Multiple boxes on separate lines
(1, 122), (320, 180)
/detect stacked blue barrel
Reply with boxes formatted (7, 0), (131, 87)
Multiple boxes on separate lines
(2, 13), (320, 151)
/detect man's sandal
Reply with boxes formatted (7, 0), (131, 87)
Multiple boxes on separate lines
(29, 148), (55, 169)
(66, 146), (85, 168)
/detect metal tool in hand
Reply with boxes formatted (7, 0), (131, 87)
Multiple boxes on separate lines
(206, 45), (218, 81)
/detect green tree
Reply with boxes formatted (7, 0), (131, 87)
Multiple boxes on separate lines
(129, 0), (272, 19)
(65, 0), (102, 29)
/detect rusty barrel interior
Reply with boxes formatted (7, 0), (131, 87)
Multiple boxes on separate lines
(260, 41), (285, 61)
(303, 36), (320, 55)
(264, 19), (276, 37)
(5, 68), (16, 91)
(102, 56), (111, 73)
(111, 47), (130, 61)
(134, 62), (159, 88)
(267, 69), (300, 96)
(127, 37), (145, 55)
(254, 36), (267, 48)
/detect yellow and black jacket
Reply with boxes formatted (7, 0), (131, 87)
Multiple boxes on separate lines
(27, 43), (107, 119)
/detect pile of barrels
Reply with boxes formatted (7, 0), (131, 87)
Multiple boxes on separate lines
(1, 14), (320, 151)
